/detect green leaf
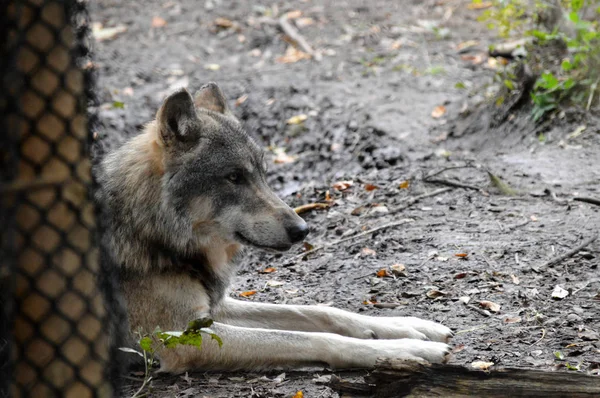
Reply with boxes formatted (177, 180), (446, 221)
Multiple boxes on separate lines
(455, 82), (467, 89)
(554, 351), (565, 360)
(538, 133), (546, 142)
(571, 0), (584, 12)
(487, 172), (516, 196)
(565, 362), (580, 371)
(504, 79), (515, 90)
(209, 332), (223, 348)
(187, 318), (214, 331)
(568, 11), (579, 24)
(139, 337), (154, 354)
(112, 101), (125, 109)
(561, 59), (572, 71)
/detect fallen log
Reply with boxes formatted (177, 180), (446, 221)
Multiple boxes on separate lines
(328, 358), (600, 397)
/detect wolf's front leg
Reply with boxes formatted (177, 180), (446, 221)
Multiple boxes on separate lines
(214, 298), (452, 342)
(157, 322), (450, 373)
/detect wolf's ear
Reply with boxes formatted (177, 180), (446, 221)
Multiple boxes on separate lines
(156, 88), (199, 145)
(194, 82), (231, 115)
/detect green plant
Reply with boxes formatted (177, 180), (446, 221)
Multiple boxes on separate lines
(473, 0), (600, 121)
(121, 318), (222, 398)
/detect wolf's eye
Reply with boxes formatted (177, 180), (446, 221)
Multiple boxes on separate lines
(227, 171), (243, 184)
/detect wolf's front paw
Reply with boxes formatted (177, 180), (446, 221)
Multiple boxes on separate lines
(374, 317), (453, 342)
(365, 339), (450, 367)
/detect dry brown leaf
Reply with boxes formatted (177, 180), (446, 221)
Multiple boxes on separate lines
(303, 242), (314, 251)
(479, 300), (500, 313)
(399, 180), (410, 189)
(467, 2), (492, 10)
(351, 206), (366, 216)
(364, 183), (379, 191)
(325, 190), (332, 202)
(214, 17), (234, 29)
(152, 16), (167, 28)
(286, 10), (303, 19)
(294, 202), (330, 214)
(453, 344), (466, 353)
(362, 248), (377, 256)
(431, 105), (447, 119)
(455, 253), (468, 258)
(471, 361), (494, 371)
(235, 94), (248, 106)
(276, 46), (311, 64)
(376, 268), (391, 278)
(286, 114), (308, 124)
(240, 290), (257, 297)
(454, 272), (468, 279)
(461, 54), (485, 65)
(333, 180), (353, 191)
(390, 263), (407, 277)
(261, 267), (277, 274)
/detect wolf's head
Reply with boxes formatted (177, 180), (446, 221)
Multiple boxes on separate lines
(151, 83), (308, 252)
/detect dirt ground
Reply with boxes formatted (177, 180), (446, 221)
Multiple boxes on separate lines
(90, 0), (600, 396)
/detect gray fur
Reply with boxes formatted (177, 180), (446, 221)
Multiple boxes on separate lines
(97, 83), (452, 373)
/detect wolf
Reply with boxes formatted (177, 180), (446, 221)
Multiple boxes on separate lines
(96, 82), (452, 373)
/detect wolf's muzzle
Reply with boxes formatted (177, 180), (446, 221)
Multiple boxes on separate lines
(286, 221), (309, 243)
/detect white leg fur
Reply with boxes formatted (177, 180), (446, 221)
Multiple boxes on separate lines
(157, 322), (450, 373)
(215, 298), (452, 342)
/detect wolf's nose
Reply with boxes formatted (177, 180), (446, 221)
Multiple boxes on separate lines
(287, 222), (309, 243)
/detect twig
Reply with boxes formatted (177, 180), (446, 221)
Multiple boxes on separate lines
(291, 218), (413, 260)
(278, 14), (321, 61)
(294, 202), (331, 214)
(506, 219), (530, 231)
(530, 328), (546, 346)
(466, 304), (492, 318)
(424, 164), (478, 180)
(537, 234), (598, 268)
(573, 196), (600, 207)
(424, 178), (483, 191)
(586, 78), (598, 111)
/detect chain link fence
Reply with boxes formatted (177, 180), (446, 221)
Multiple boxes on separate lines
(1, 0), (122, 396)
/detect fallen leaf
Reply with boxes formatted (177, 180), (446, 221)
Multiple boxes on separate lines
(276, 46), (311, 64)
(296, 17), (314, 27)
(294, 202), (330, 214)
(292, 391), (304, 398)
(467, 2), (492, 10)
(286, 114), (308, 125)
(552, 285), (569, 300)
(286, 10), (303, 19)
(312, 375), (332, 384)
(266, 280), (285, 287)
(92, 23), (127, 42)
(459, 296), (471, 304)
(273, 147), (297, 164)
(390, 263), (407, 277)
(504, 316), (522, 324)
(152, 16), (167, 28)
(480, 300), (500, 313)
(325, 190), (332, 202)
(333, 180), (353, 191)
(453, 344), (466, 353)
(471, 361), (494, 370)
(431, 105), (447, 119)
(364, 183), (379, 191)
(567, 125), (587, 140)
(554, 351), (565, 360)
(456, 40), (480, 51)
(272, 373), (286, 383)
(454, 272), (468, 279)
(399, 180), (410, 189)
(426, 290), (447, 299)
(261, 267), (276, 274)
(455, 253), (468, 258)
(488, 172), (516, 195)
(235, 94), (248, 106)
(461, 53), (485, 65)
(510, 274), (520, 284)
(530, 215), (538, 222)
(214, 17), (234, 29)
(376, 268), (391, 278)
(303, 242), (314, 251)
(204, 63), (221, 71)
(362, 247), (377, 256)
(239, 290), (257, 297)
